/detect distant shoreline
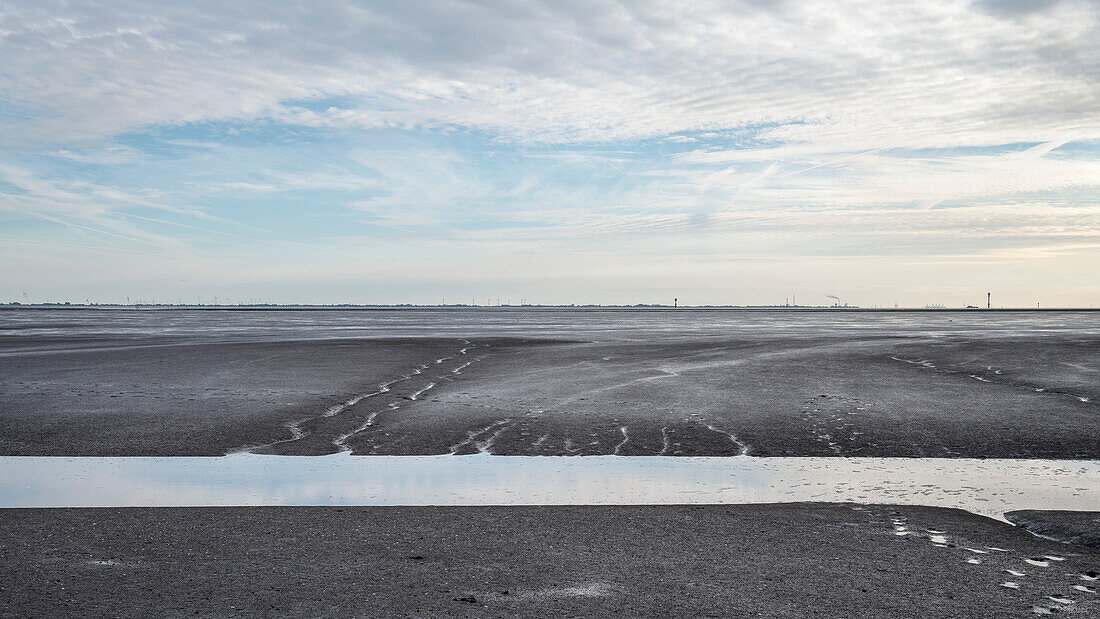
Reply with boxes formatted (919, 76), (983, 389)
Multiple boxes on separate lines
(1, 304), (1097, 312)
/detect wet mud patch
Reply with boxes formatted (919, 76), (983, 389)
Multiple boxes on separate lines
(1006, 510), (1100, 550)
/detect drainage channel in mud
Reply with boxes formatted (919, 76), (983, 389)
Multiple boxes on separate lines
(1, 455), (1097, 521)
(242, 340), (481, 455)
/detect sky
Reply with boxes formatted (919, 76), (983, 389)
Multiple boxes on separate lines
(1, 0), (1098, 307)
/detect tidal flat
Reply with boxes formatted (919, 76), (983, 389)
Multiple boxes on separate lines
(1, 308), (1097, 617)
(2, 308), (1097, 458)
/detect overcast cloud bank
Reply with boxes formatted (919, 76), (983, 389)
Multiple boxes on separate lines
(1, 0), (1098, 306)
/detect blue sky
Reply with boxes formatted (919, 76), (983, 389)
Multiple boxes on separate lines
(1, 0), (1099, 307)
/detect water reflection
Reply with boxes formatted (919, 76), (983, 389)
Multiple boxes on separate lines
(1, 455), (1097, 521)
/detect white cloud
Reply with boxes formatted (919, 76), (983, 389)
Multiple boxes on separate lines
(1, 0), (1097, 148)
(1, 0), (1099, 305)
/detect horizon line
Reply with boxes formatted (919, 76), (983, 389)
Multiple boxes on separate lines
(2, 303), (1096, 312)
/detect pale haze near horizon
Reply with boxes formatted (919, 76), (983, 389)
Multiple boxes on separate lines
(1, 0), (1098, 308)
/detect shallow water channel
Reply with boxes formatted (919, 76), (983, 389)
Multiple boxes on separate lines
(2, 455), (1097, 522)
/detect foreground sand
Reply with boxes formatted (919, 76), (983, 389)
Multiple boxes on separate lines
(2, 504), (1097, 618)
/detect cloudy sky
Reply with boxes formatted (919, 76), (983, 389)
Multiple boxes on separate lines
(2, 0), (1098, 307)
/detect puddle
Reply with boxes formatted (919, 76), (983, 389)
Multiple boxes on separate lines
(0, 455), (1097, 521)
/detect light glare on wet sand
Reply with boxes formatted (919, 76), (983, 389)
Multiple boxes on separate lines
(2, 454), (1097, 522)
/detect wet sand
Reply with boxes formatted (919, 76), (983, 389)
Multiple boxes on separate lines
(0, 337), (483, 455)
(1007, 510), (1100, 550)
(2, 504), (1097, 618)
(2, 310), (1099, 616)
(2, 328), (1096, 458)
(352, 336), (1099, 458)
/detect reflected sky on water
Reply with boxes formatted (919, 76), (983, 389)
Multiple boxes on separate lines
(2, 454), (1097, 521)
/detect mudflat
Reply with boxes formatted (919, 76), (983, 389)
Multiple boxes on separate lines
(351, 334), (1099, 458)
(2, 309), (1099, 618)
(1007, 510), (1100, 550)
(0, 336), (479, 455)
(1, 504), (1097, 618)
(2, 309), (1097, 457)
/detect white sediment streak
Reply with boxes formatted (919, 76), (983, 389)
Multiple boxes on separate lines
(480, 421), (514, 453)
(409, 382), (436, 401)
(576, 369), (680, 401)
(284, 419), (306, 440)
(659, 427), (671, 455)
(891, 355), (1096, 404)
(244, 341), (478, 455)
(321, 371), (412, 419)
(703, 422), (750, 456)
(449, 419), (512, 455)
(891, 356), (935, 368)
(231, 416), (310, 454)
(1048, 596), (1074, 605)
(323, 390), (379, 417)
(331, 400), (401, 451)
(613, 426), (629, 455)
(436, 341), (476, 365)
(332, 411), (381, 452)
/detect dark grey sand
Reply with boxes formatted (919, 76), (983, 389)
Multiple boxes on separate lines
(2, 319), (1096, 457)
(351, 336), (1099, 458)
(1007, 510), (1100, 550)
(3, 310), (1098, 617)
(0, 337), (476, 455)
(2, 504), (1097, 618)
